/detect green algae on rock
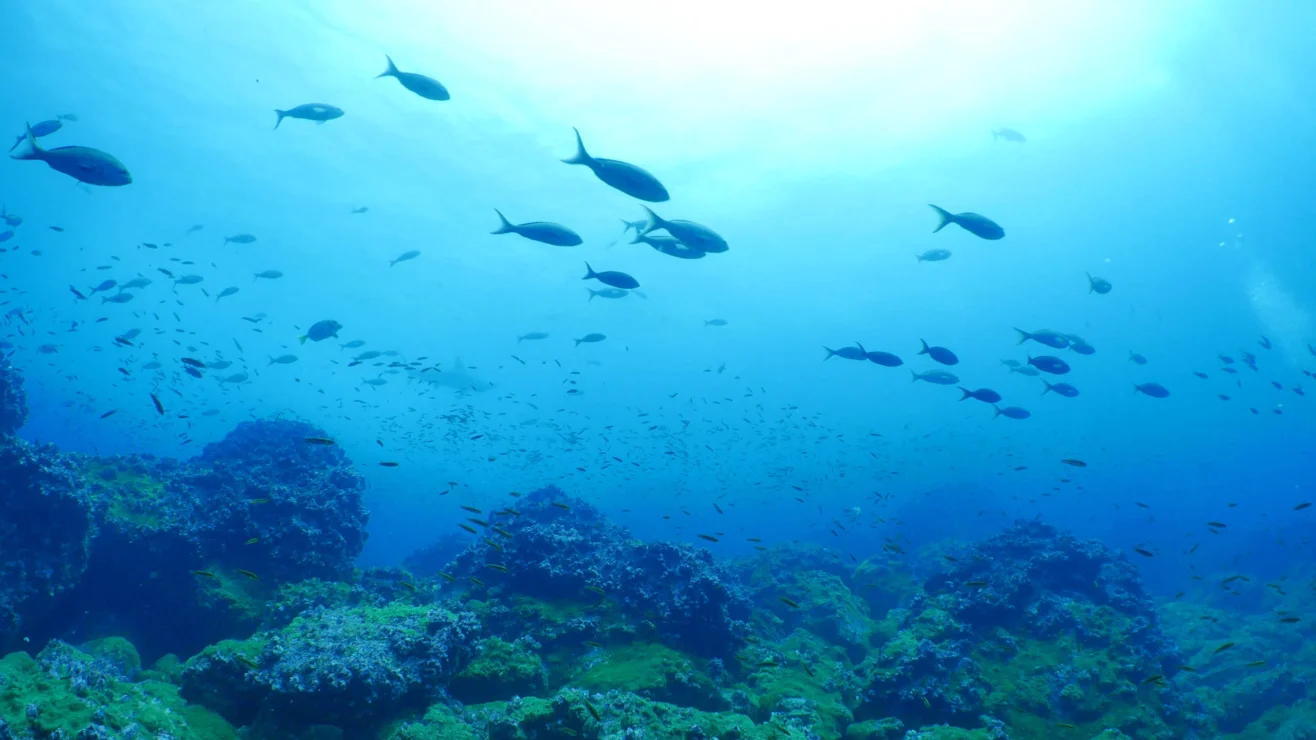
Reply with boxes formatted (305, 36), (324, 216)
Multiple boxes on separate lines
(451, 637), (549, 704)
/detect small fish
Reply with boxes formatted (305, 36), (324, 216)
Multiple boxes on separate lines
(236, 569), (259, 580)
(588, 288), (629, 300)
(912, 369), (959, 385)
(1280, 617), (1301, 623)
(192, 570), (216, 578)
(575, 333), (606, 347)
(1086, 272), (1112, 294)
(704, 319), (728, 327)
(518, 332), (548, 343)
(305, 437), (335, 445)
(1028, 355), (1071, 375)
(224, 234), (257, 245)
(389, 250), (421, 267)
(273, 104), (343, 129)
(268, 354), (298, 365)
(866, 350), (903, 367)
(1042, 380), (1080, 398)
(492, 210), (582, 247)
(916, 248), (952, 262)
(638, 205), (727, 252)
(351, 207), (368, 214)
(825, 344), (868, 361)
(400, 581), (416, 592)
(1213, 642), (1234, 654)
(929, 204), (1004, 240)
(486, 564), (509, 573)
(1141, 675), (1163, 685)
(697, 534), (719, 542)
(245, 537), (259, 545)
(215, 287), (239, 302)
(562, 128), (668, 202)
(1133, 547), (1154, 557)
(379, 461), (399, 467)
(551, 502), (571, 511)
(918, 339), (959, 365)
(1129, 351), (1148, 365)
(964, 581), (988, 587)
(992, 405), (1031, 420)
(102, 293), (134, 304)
(958, 387), (1002, 404)
(9, 124), (131, 186)
(300, 319), (342, 344)
(377, 55), (450, 101)
(1294, 502), (1311, 511)
(992, 128), (1026, 142)
(1134, 382), (1170, 398)
(584, 700), (601, 722)
(583, 262), (639, 290)
(1061, 459), (1086, 467)
(779, 596), (800, 608)
(150, 393), (164, 415)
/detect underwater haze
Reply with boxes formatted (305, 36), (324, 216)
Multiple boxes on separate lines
(2, 1), (1316, 738)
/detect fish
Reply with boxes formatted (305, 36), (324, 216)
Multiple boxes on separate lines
(992, 405), (1031, 420)
(1134, 382), (1170, 398)
(916, 249), (952, 262)
(1133, 547), (1154, 557)
(69, 286), (88, 300)
(102, 293), (134, 304)
(224, 234), (257, 245)
(638, 206), (727, 253)
(304, 437), (336, 445)
(389, 250), (421, 267)
(562, 128), (668, 202)
(268, 354), (298, 365)
(341, 340), (366, 349)
(697, 534), (719, 542)
(215, 287), (239, 302)
(575, 333), (607, 347)
(192, 570), (216, 579)
(779, 596), (800, 608)
(1016, 329), (1071, 349)
(100, 409), (117, 419)
(918, 339), (958, 366)
(551, 502), (571, 511)
(150, 393), (165, 415)
(9, 124), (131, 186)
(174, 275), (203, 286)
(824, 345), (868, 361)
(90, 279), (117, 294)
(1028, 355), (1071, 375)
(121, 277), (152, 290)
(958, 387), (1002, 404)
(1294, 502), (1311, 511)
(1041, 380), (1080, 398)
(1213, 642), (1235, 654)
(964, 580), (988, 587)
(236, 569), (259, 580)
(992, 128), (1026, 143)
(588, 288), (629, 301)
(633, 232), (707, 260)
(704, 319), (728, 327)
(584, 700), (601, 722)
(866, 351), (903, 367)
(1086, 273), (1112, 294)
(351, 206), (368, 214)
(376, 55), (449, 101)
(1280, 617), (1301, 623)
(1061, 459), (1086, 467)
(491, 210), (582, 246)
(8, 119), (62, 152)
(273, 104), (343, 129)
(583, 262), (639, 290)
(1129, 351), (1148, 365)
(912, 369), (959, 385)
(300, 320), (342, 344)
(486, 564), (509, 573)
(929, 204), (1004, 240)
(406, 357), (492, 392)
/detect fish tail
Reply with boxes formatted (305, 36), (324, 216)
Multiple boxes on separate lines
(273, 110), (287, 130)
(377, 54), (399, 79)
(823, 347), (836, 361)
(992, 405), (1002, 418)
(100, 296), (109, 304)
(1086, 272), (1094, 292)
(910, 370), (919, 382)
(958, 387), (972, 401)
(574, 338), (583, 347)
(298, 335), (308, 345)
(639, 205), (662, 235)
(561, 127), (591, 165)
(582, 262), (596, 281)
(928, 204), (953, 233)
(491, 208), (515, 234)
(8, 123), (41, 161)
(915, 253), (922, 262)
(1041, 381), (1052, 395)
(1132, 384), (1141, 395)
(918, 339), (930, 355)
(587, 289), (597, 301)
(1014, 328), (1031, 344)
(627, 232), (645, 245)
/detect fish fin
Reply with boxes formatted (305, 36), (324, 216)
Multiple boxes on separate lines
(639, 205), (662, 235)
(929, 204), (953, 233)
(491, 209), (515, 235)
(583, 262), (596, 280)
(273, 110), (287, 130)
(574, 338), (583, 346)
(8, 123), (41, 160)
(856, 342), (866, 354)
(992, 405), (1002, 418)
(561, 127), (591, 165)
(377, 54), (399, 79)
(298, 335), (308, 345)
(919, 339), (930, 355)
(628, 232), (645, 245)
(588, 288), (597, 301)
(1014, 328), (1030, 344)
(1041, 381), (1052, 395)
(958, 387), (972, 401)
(915, 253), (922, 262)
(910, 370), (919, 382)
(823, 347), (836, 361)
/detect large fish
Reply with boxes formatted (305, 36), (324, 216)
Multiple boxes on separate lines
(9, 124), (131, 186)
(562, 128), (668, 202)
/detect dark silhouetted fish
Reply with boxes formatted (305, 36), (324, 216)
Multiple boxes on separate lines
(10, 124), (131, 186)
(376, 55), (449, 101)
(492, 210), (582, 246)
(562, 128), (668, 202)
(274, 104), (343, 129)
(919, 339), (958, 366)
(929, 204), (1004, 240)
(639, 207), (727, 253)
(1134, 382), (1170, 398)
(583, 263), (638, 289)
(992, 128), (1026, 143)
(1028, 355), (1070, 375)
(1087, 273), (1112, 294)
(959, 387), (1002, 403)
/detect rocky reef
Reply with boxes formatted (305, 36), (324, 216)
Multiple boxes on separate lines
(0, 360), (1308, 739)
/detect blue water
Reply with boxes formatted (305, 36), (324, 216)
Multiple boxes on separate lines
(4, 0), (1314, 585)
